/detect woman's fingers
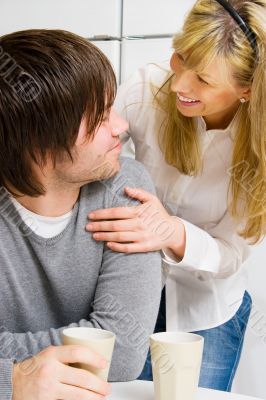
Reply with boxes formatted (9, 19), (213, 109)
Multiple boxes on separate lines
(107, 241), (157, 253)
(124, 187), (154, 203)
(88, 188), (154, 221)
(86, 189), (178, 253)
(88, 206), (137, 221)
(86, 218), (141, 233)
(92, 231), (141, 243)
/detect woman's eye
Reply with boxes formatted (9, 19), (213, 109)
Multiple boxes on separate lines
(176, 53), (185, 62)
(198, 75), (209, 85)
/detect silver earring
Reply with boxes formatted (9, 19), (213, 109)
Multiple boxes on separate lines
(240, 98), (246, 103)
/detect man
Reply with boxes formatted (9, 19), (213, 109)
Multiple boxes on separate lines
(0, 29), (162, 400)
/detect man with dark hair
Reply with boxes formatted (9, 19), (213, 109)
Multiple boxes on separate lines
(0, 29), (162, 400)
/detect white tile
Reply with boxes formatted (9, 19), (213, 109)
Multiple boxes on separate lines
(122, 0), (197, 37)
(0, 0), (122, 38)
(92, 40), (121, 83)
(121, 37), (173, 82)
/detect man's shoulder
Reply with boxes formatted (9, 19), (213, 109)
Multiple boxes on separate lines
(102, 157), (155, 208)
(112, 156), (153, 188)
(81, 157), (155, 209)
(119, 156), (148, 176)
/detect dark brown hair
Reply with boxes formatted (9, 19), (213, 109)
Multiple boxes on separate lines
(0, 29), (117, 196)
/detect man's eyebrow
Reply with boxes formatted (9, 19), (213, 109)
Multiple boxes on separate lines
(103, 108), (111, 120)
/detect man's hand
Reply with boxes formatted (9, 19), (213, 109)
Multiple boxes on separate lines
(12, 345), (111, 400)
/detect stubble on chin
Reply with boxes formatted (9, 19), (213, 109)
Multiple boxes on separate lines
(54, 153), (121, 186)
(89, 157), (120, 182)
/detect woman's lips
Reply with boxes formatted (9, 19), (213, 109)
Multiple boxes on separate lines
(177, 93), (201, 107)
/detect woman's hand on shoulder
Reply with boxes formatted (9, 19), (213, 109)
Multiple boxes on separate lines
(86, 187), (185, 256)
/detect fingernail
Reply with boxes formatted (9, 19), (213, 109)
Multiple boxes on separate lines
(87, 224), (92, 230)
(89, 213), (95, 218)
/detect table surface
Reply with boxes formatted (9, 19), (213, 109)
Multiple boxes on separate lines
(109, 381), (261, 400)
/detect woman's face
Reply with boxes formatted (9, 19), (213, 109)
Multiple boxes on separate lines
(170, 52), (250, 129)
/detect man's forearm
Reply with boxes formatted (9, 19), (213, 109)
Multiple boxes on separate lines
(0, 319), (95, 363)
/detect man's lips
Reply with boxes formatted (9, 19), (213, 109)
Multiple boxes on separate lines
(110, 141), (122, 151)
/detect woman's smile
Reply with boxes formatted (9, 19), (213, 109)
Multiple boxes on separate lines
(176, 92), (201, 107)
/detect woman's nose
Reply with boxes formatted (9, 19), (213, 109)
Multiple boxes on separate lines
(170, 70), (194, 94)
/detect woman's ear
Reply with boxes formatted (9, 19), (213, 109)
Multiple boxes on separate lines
(240, 86), (252, 101)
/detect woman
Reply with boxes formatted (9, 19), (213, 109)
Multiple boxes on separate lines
(86, 0), (266, 391)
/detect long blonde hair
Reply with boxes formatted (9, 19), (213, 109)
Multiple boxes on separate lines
(156, 0), (266, 244)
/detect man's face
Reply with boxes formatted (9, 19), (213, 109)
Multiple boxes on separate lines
(53, 108), (129, 186)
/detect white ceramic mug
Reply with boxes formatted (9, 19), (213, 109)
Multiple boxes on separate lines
(150, 331), (204, 400)
(61, 327), (116, 381)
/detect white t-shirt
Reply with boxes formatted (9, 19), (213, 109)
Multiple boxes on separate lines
(115, 62), (250, 331)
(10, 196), (73, 238)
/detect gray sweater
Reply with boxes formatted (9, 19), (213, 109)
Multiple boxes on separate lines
(0, 157), (162, 400)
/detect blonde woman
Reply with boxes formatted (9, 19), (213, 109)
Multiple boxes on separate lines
(86, 0), (266, 391)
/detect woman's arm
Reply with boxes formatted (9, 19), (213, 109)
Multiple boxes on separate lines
(163, 210), (251, 278)
(87, 190), (250, 279)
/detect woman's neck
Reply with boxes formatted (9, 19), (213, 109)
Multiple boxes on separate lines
(203, 103), (239, 130)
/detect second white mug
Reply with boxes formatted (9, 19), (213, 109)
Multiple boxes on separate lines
(150, 331), (204, 400)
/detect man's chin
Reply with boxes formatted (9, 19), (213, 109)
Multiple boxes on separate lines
(92, 158), (121, 182)
(102, 158), (120, 180)
(77, 158), (121, 186)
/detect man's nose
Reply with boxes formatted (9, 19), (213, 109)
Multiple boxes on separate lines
(171, 70), (194, 94)
(111, 112), (129, 136)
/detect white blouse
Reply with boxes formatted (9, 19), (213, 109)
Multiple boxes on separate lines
(114, 62), (251, 332)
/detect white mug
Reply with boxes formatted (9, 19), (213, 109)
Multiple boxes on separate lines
(61, 327), (116, 381)
(150, 331), (204, 400)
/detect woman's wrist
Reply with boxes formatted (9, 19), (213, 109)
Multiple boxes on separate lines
(166, 217), (186, 260)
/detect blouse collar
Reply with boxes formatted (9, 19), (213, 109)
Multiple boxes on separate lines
(196, 106), (241, 137)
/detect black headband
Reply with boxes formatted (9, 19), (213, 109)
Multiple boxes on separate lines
(215, 0), (258, 57)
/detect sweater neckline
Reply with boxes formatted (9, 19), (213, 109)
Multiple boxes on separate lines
(1, 187), (81, 245)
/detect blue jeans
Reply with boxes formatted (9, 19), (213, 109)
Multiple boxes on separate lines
(138, 288), (252, 392)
